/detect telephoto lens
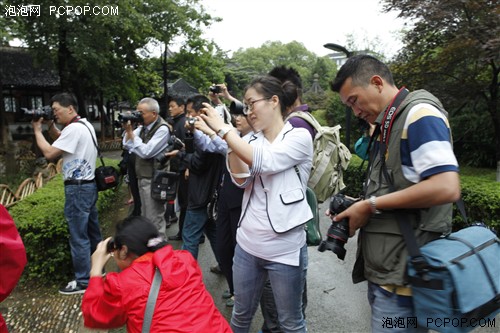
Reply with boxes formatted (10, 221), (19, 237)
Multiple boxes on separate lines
(317, 194), (357, 260)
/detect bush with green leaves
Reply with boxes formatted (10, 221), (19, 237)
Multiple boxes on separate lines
(7, 159), (121, 285)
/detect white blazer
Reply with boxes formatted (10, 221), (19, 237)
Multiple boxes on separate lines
(231, 123), (313, 233)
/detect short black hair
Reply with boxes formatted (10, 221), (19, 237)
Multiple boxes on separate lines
(169, 95), (185, 106)
(330, 55), (395, 92)
(50, 92), (78, 112)
(186, 94), (210, 112)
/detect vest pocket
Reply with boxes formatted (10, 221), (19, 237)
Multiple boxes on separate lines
(280, 188), (305, 205)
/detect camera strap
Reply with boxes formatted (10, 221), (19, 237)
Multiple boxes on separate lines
(362, 88), (409, 196)
(76, 121), (106, 167)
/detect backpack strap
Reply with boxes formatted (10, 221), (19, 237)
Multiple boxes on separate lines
(285, 110), (322, 134)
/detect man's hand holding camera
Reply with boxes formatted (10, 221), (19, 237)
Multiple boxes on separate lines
(326, 196), (372, 237)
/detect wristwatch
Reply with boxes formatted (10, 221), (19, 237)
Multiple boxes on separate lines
(217, 127), (232, 139)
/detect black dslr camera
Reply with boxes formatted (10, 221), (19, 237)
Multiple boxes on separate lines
(318, 194), (358, 260)
(117, 111), (144, 124)
(23, 106), (53, 121)
(209, 85), (222, 94)
(155, 136), (184, 165)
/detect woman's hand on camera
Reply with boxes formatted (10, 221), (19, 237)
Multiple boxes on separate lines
(90, 237), (113, 277)
(200, 102), (225, 132)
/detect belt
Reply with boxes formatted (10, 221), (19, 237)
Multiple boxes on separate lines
(64, 179), (95, 186)
(380, 284), (413, 296)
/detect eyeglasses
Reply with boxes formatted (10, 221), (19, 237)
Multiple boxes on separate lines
(243, 98), (269, 115)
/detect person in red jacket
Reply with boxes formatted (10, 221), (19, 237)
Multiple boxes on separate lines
(0, 204), (27, 333)
(82, 216), (231, 333)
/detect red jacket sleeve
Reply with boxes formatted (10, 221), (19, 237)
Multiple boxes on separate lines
(81, 275), (127, 329)
(0, 204), (27, 303)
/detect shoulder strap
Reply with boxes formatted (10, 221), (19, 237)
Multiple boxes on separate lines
(285, 110), (322, 134)
(142, 267), (162, 333)
(76, 121), (105, 166)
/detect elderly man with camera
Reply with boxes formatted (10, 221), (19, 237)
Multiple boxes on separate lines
(122, 97), (171, 239)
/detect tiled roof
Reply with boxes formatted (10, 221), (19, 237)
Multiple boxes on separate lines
(0, 46), (60, 88)
(166, 78), (198, 98)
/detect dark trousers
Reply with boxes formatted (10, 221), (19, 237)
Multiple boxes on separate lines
(175, 173), (189, 236)
(127, 154), (141, 217)
(215, 203), (240, 294)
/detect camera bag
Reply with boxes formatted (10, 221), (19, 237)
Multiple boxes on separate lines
(94, 165), (120, 191)
(77, 121), (120, 191)
(405, 222), (500, 332)
(151, 170), (178, 202)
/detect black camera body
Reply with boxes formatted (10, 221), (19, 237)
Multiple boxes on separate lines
(23, 106), (53, 121)
(106, 238), (115, 253)
(318, 194), (357, 260)
(155, 136), (184, 165)
(117, 111), (143, 124)
(209, 85), (222, 94)
(229, 100), (245, 115)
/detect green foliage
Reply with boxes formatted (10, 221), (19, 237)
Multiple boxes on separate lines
(5, 0), (220, 107)
(168, 43), (226, 93)
(8, 175), (70, 283)
(227, 41), (337, 97)
(455, 167), (500, 230)
(343, 160), (499, 230)
(7, 158), (121, 285)
(384, 0), (500, 166)
(343, 155), (367, 198)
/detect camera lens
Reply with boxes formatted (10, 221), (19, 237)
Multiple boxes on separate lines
(317, 194), (356, 260)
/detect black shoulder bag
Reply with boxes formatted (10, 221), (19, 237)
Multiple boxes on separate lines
(77, 121), (120, 191)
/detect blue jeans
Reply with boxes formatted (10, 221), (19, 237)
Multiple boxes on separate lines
(181, 207), (217, 260)
(368, 282), (428, 333)
(64, 182), (102, 285)
(231, 244), (307, 333)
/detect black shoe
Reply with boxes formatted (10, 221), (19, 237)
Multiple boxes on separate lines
(59, 280), (87, 295)
(169, 216), (178, 223)
(168, 234), (182, 241)
(199, 236), (205, 244)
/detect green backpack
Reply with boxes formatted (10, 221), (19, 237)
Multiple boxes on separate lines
(287, 111), (352, 203)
